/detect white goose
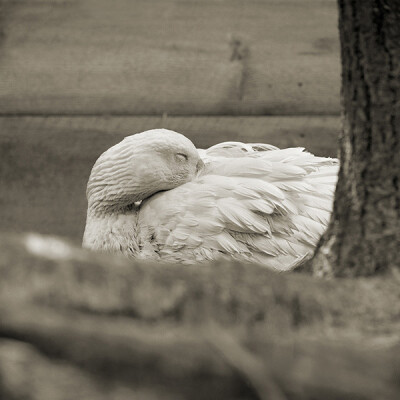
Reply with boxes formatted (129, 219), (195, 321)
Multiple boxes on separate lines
(83, 129), (338, 270)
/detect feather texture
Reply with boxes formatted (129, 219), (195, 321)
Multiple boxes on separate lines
(83, 129), (338, 271)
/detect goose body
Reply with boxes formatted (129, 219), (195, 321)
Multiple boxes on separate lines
(83, 129), (338, 271)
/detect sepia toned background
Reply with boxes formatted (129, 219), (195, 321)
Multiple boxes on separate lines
(0, 0), (340, 242)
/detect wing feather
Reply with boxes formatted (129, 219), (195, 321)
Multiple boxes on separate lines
(217, 198), (271, 234)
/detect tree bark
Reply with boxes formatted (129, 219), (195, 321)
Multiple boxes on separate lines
(312, 0), (400, 277)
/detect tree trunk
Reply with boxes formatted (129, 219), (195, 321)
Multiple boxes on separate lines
(312, 0), (400, 277)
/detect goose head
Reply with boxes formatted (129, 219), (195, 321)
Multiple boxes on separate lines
(86, 129), (204, 214)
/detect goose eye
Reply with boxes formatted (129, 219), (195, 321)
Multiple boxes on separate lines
(176, 153), (189, 161)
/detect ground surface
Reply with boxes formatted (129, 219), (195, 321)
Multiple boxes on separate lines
(0, 233), (399, 400)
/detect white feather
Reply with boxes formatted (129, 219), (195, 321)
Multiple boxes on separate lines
(83, 129), (338, 271)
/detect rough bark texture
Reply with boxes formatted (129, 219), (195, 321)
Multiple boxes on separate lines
(1, 233), (400, 400)
(313, 0), (400, 276)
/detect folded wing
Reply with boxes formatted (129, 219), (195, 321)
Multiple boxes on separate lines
(138, 141), (338, 270)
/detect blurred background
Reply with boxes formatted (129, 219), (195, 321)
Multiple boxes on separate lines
(0, 0), (340, 243)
